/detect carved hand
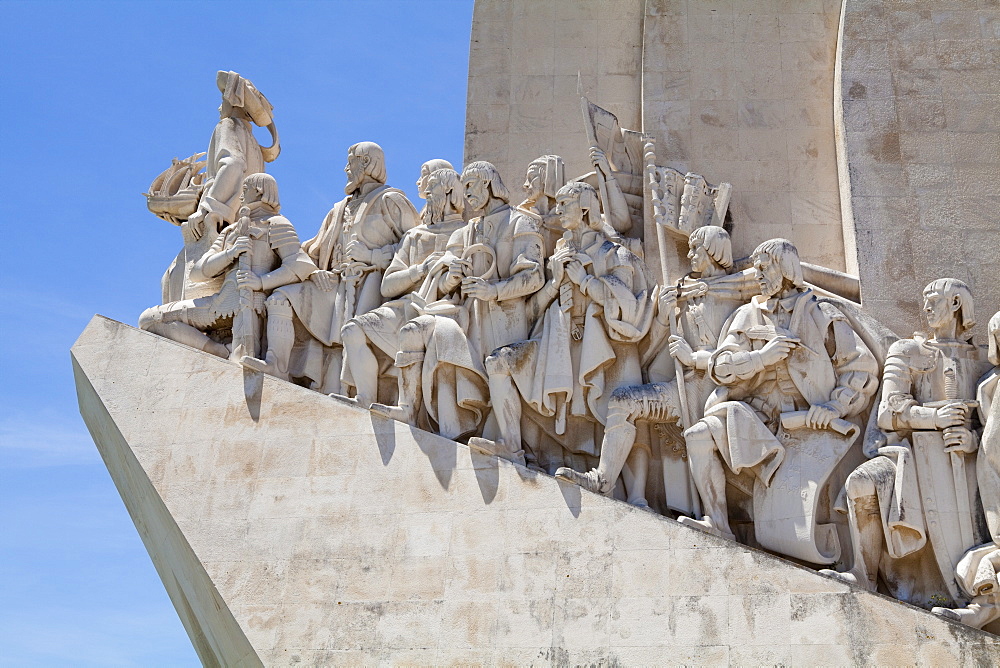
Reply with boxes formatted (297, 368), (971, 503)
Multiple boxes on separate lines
(668, 335), (695, 367)
(346, 239), (373, 263)
(420, 251), (445, 273)
(229, 235), (253, 260)
(758, 335), (798, 367)
(590, 146), (611, 177)
(310, 270), (335, 292)
(461, 276), (498, 301)
(658, 287), (678, 312)
(565, 259), (587, 285)
(933, 401), (969, 429)
(548, 253), (567, 285)
(806, 403), (841, 430)
(236, 269), (263, 291)
(943, 426), (976, 454)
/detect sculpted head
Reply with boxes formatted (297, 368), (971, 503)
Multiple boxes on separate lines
(417, 159), (454, 199)
(425, 168), (464, 223)
(241, 173), (279, 212)
(752, 238), (803, 299)
(688, 225), (733, 276)
(553, 182), (601, 232)
(461, 161), (509, 214)
(922, 278), (975, 340)
(345, 142), (387, 194)
(523, 155), (565, 205)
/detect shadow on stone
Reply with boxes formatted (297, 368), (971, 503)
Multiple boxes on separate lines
(370, 413), (396, 465)
(411, 427), (456, 490)
(243, 367), (263, 422)
(469, 449), (499, 504)
(558, 480), (582, 518)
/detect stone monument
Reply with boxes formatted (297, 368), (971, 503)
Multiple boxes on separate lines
(74, 1), (1000, 663)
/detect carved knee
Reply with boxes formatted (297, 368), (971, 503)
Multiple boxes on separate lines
(265, 293), (292, 318)
(682, 420), (715, 456)
(608, 386), (645, 423)
(341, 320), (365, 347)
(484, 349), (510, 377)
(138, 306), (161, 331)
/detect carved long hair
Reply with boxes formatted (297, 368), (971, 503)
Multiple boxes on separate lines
(462, 161), (510, 204)
(689, 225), (733, 270)
(924, 278), (976, 342)
(349, 142), (387, 184)
(242, 173), (279, 212)
(427, 168), (465, 216)
(753, 238), (804, 288)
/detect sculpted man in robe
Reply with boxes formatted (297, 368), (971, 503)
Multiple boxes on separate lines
(555, 226), (753, 510)
(139, 174), (315, 358)
(340, 168), (467, 408)
(154, 70), (280, 305)
(369, 161), (545, 441)
(679, 239), (878, 553)
(241, 142), (419, 392)
(484, 182), (655, 471)
(934, 310), (1000, 628)
(822, 279), (989, 609)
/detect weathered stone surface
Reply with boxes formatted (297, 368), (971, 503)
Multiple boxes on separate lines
(464, 0), (646, 184)
(839, 0), (1000, 341)
(73, 316), (1000, 664)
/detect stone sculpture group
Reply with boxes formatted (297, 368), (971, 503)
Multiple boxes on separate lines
(141, 72), (1000, 631)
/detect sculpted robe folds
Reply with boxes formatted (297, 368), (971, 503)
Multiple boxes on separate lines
(414, 207), (544, 437)
(508, 231), (655, 458)
(274, 185), (418, 387)
(700, 290), (878, 562)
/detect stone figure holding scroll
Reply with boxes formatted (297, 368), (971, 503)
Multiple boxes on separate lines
(555, 226), (753, 510)
(823, 279), (989, 609)
(139, 174), (315, 359)
(485, 182), (655, 471)
(934, 310), (1000, 628)
(369, 161), (545, 440)
(680, 239), (878, 564)
(241, 142), (418, 392)
(340, 168), (467, 409)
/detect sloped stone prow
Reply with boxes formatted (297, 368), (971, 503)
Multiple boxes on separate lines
(73, 316), (1000, 665)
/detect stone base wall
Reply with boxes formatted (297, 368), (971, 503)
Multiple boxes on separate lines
(73, 317), (1000, 665)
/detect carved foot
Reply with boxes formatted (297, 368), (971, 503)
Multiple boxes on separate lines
(468, 437), (526, 466)
(932, 602), (1000, 629)
(816, 568), (876, 592)
(370, 402), (414, 424)
(240, 355), (289, 381)
(677, 516), (735, 542)
(329, 393), (361, 408)
(554, 467), (604, 495)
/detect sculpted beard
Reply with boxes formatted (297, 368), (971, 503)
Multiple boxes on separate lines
(425, 191), (447, 225)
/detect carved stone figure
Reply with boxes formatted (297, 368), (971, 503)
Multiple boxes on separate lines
(241, 142), (419, 392)
(415, 158), (455, 222)
(151, 71), (280, 306)
(139, 174), (314, 358)
(484, 182), (656, 470)
(934, 311), (1000, 628)
(679, 239), (878, 564)
(369, 161), (545, 440)
(555, 226), (753, 510)
(340, 168), (467, 408)
(821, 279), (989, 608)
(517, 155), (566, 256)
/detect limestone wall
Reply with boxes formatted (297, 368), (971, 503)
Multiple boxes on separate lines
(642, 0), (847, 271)
(73, 317), (1000, 665)
(839, 0), (1000, 340)
(464, 0), (645, 186)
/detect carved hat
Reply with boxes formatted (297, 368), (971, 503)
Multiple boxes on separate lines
(216, 71), (280, 163)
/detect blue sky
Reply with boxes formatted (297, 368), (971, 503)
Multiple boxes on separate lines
(1, 1), (473, 663)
